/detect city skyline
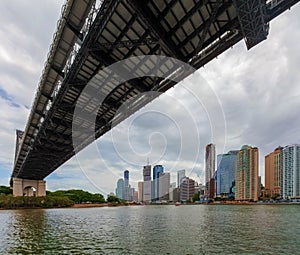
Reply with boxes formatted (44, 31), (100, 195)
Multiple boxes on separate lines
(114, 142), (300, 202)
(0, 2), (300, 195)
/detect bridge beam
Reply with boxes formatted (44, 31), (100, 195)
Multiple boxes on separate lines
(128, 0), (185, 61)
(233, 0), (269, 49)
(12, 178), (46, 197)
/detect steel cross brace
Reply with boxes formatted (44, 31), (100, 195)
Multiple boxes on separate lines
(233, 0), (269, 49)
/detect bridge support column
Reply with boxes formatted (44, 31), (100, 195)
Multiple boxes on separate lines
(12, 178), (46, 197)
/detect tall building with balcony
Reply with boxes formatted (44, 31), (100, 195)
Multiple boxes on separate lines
(265, 146), (283, 198)
(143, 165), (152, 202)
(216, 150), (239, 197)
(180, 177), (195, 202)
(205, 143), (215, 198)
(235, 145), (259, 201)
(281, 144), (300, 199)
(153, 165), (164, 200)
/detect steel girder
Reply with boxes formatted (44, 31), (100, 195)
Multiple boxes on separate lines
(128, 0), (185, 61)
(266, 0), (300, 21)
(233, 0), (269, 49)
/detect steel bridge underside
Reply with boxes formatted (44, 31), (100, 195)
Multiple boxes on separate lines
(12, 0), (299, 181)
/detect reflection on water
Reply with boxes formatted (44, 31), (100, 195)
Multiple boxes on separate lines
(1, 205), (300, 254)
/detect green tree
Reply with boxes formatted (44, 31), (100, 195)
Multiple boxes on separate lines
(47, 189), (105, 203)
(0, 186), (12, 195)
(192, 193), (200, 203)
(107, 195), (120, 203)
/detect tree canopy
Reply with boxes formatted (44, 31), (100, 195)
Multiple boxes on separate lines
(107, 195), (120, 203)
(0, 186), (12, 195)
(47, 189), (106, 203)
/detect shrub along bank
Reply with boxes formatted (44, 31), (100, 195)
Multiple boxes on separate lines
(0, 187), (107, 209)
(0, 194), (74, 209)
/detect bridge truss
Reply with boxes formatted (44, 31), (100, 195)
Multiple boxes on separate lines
(12, 0), (299, 181)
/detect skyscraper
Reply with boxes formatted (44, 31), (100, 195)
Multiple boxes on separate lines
(180, 177), (195, 202)
(143, 165), (152, 202)
(235, 145), (259, 201)
(205, 143), (215, 198)
(124, 170), (130, 200)
(169, 182), (176, 202)
(281, 144), (300, 199)
(116, 178), (124, 200)
(216, 150), (239, 197)
(177, 169), (185, 188)
(143, 165), (151, 181)
(124, 170), (129, 188)
(265, 146), (283, 198)
(158, 172), (170, 201)
(138, 181), (143, 202)
(153, 165), (164, 200)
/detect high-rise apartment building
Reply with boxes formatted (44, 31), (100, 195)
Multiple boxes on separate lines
(153, 165), (164, 200)
(216, 150), (238, 197)
(235, 145), (259, 201)
(138, 181), (143, 202)
(158, 172), (170, 201)
(116, 178), (124, 200)
(124, 170), (130, 200)
(115, 170), (133, 201)
(169, 182), (176, 202)
(143, 165), (151, 181)
(205, 143), (215, 198)
(177, 169), (185, 188)
(281, 144), (300, 199)
(180, 177), (195, 202)
(143, 165), (152, 202)
(265, 146), (283, 198)
(124, 170), (129, 188)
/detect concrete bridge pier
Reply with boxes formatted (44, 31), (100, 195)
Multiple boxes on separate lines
(12, 178), (46, 197)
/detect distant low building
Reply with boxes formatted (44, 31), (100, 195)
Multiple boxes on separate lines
(133, 191), (138, 202)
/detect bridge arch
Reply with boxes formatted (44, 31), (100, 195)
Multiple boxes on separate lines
(12, 178), (46, 197)
(23, 186), (37, 197)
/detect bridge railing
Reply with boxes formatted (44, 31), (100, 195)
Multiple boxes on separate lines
(61, 0), (104, 77)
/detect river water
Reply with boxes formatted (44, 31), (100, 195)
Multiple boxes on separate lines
(0, 205), (300, 254)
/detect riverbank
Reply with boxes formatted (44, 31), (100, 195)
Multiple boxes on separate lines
(72, 202), (136, 208)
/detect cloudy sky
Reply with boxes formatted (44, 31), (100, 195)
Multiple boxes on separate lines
(0, 1), (300, 195)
